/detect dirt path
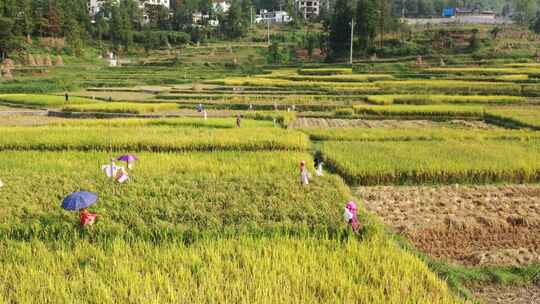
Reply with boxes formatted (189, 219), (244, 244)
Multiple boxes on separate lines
(289, 118), (499, 129)
(355, 185), (540, 266)
(470, 284), (540, 304)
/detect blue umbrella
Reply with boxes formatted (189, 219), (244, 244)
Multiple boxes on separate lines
(61, 191), (98, 211)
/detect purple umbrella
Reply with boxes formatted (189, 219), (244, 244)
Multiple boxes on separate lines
(117, 155), (138, 162)
(117, 154), (138, 169)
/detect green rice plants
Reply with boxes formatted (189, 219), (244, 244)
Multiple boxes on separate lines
(365, 95), (525, 105)
(276, 74), (394, 83)
(62, 102), (179, 114)
(485, 106), (540, 129)
(297, 68), (353, 75)
(334, 108), (355, 117)
(204, 77), (378, 94)
(496, 74), (529, 81)
(426, 67), (540, 76)
(241, 111), (297, 127)
(0, 94), (96, 108)
(320, 140), (540, 185)
(374, 80), (522, 95)
(305, 127), (540, 142)
(353, 105), (485, 119)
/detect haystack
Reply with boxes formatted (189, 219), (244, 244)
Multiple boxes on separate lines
(2, 58), (14, 69)
(34, 55), (43, 66)
(44, 54), (52, 66)
(26, 54), (37, 66)
(1, 67), (13, 79)
(54, 55), (64, 66)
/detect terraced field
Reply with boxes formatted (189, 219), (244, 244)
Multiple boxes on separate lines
(3, 62), (540, 303)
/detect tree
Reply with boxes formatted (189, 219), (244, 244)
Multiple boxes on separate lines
(223, 0), (246, 39)
(328, 0), (352, 60)
(45, 1), (61, 37)
(531, 12), (540, 34)
(376, 0), (393, 48)
(0, 17), (15, 59)
(469, 28), (480, 52)
(12, 0), (32, 36)
(357, 0), (377, 51)
(513, 0), (536, 26)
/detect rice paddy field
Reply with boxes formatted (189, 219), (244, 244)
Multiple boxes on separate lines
(3, 56), (540, 303)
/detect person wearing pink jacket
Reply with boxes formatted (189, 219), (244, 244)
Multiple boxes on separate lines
(343, 201), (360, 232)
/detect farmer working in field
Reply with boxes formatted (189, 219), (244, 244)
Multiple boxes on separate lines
(236, 114), (241, 128)
(300, 160), (310, 185)
(102, 158), (119, 178)
(80, 208), (98, 227)
(314, 156), (324, 177)
(343, 201), (360, 233)
(115, 167), (129, 184)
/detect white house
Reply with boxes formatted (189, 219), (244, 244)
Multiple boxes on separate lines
(256, 10), (292, 24)
(295, 0), (319, 19)
(139, 0), (170, 9)
(213, 0), (231, 13)
(88, 0), (170, 23)
(87, 0), (105, 16)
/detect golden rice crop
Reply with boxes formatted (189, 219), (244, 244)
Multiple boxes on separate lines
(485, 106), (540, 129)
(374, 80), (522, 95)
(0, 126), (309, 152)
(353, 104), (485, 118)
(298, 68), (353, 75)
(0, 236), (460, 303)
(0, 151), (347, 240)
(321, 140), (540, 185)
(305, 127), (540, 142)
(204, 77), (379, 93)
(0, 94), (97, 108)
(426, 67), (540, 76)
(62, 102), (178, 114)
(46, 117), (274, 128)
(276, 74), (394, 83)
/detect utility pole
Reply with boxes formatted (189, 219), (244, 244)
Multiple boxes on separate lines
(267, 19), (271, 45)
(350, 19), (354, 65)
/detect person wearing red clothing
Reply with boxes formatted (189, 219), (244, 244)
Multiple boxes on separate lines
(79, 208), (97, 227)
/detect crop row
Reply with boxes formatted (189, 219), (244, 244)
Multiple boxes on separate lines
(62, 102), (178, 114)
(0, 94), (97, 108)
(0, 236), (458, 303)
(0, 127), (309, 152)
(365, 95), (525, 105)
(271, 74), (394, 83)
(353, 105), (485, 118)
(321, 140), (540, 185)
(207, 77), (536, 96)
(305, 127), (540, 142)
(426, 67), (540, 76)
(485, 107), (540, 129)
(297, 68), (353, 75)
(0, 151), (346, 240)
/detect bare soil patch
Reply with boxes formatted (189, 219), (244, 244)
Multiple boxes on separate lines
(355, 185), (540, 266)
(289, 118), (499, 129)
(0, 114), (64, 126)
(469, 284), (540, 304)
